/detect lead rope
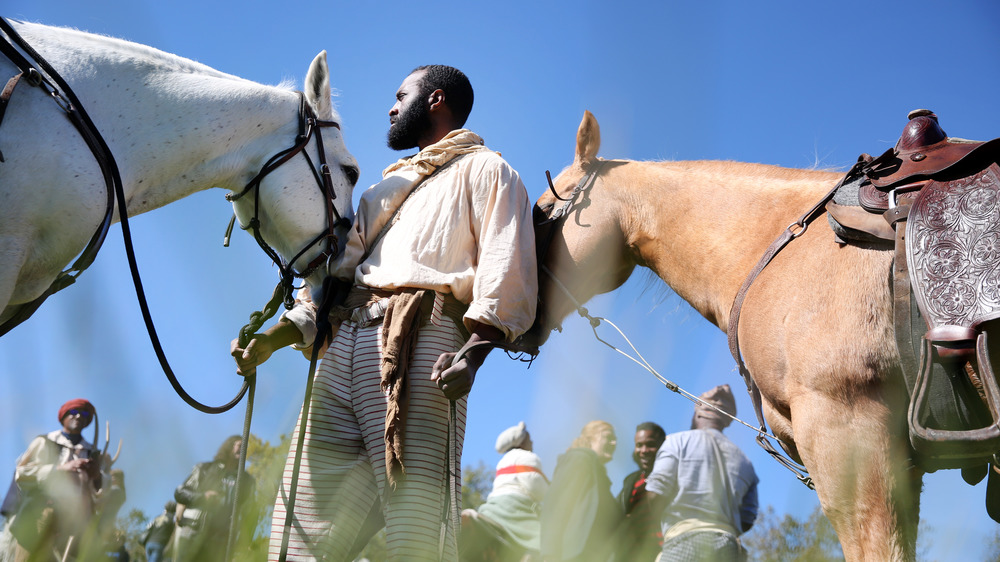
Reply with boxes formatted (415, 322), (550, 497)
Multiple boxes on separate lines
(222, 281), (295, 560)
(538, 263), (814, 488)
(278, 276), (344, 562)
(439, 399), (459, 560)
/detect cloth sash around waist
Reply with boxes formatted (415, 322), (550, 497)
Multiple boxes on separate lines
(333, 286), (469, 335)
(331, 286), (469, 491)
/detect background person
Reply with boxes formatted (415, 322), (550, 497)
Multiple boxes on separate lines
(645, 385), (759, 561)
(540, 421), (621, 562)
(171, 436), (255, 562)
(461, 422), (548, 561)
(0, 398), (105, 562)
(617, 421), (666, 562)
(140, 501), (176, 562)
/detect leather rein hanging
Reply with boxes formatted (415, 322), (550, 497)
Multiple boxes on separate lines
(0, 18), (115, 337)
(726, 162), (865, 488)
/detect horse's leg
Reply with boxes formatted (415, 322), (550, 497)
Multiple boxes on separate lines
(790, 388), (922, 561)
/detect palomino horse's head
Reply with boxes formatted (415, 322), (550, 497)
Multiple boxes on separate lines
(230, 51), (359, 295)
(519, 111), (637, 348)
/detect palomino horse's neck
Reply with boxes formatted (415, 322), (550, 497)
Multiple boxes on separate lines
(610, 159), (843, 330)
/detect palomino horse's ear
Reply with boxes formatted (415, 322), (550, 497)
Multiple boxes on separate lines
(575, 110), (601, 166)
(305, 51), (333, 120)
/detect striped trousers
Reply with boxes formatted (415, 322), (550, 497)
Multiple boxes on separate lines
(268, 314), (467, 561)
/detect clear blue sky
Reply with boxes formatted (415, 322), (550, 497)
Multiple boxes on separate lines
(2, 1), (998, 560)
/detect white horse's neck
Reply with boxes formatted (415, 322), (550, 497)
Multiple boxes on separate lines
(613, 160), (842, 330)
(17, 21), (305, 217)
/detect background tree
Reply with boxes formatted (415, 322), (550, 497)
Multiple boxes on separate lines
(235, 432), (292, 560)
(741, 505), (844, 562)
(985, 527), (1000, 562)
(119, 507), (149, 561)
(462, 460), (495, 510)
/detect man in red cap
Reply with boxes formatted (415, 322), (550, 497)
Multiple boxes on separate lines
(0, 398), (105, 561)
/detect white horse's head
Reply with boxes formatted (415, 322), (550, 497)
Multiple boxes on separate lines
(230, 51), (358, 292)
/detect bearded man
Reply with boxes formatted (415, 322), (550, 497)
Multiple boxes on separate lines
(232, 65), (537, 561)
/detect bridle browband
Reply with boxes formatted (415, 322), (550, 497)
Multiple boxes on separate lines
(225, 91), (351, 309)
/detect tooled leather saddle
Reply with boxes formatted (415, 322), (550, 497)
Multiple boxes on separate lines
(828, 111), (1000, 490)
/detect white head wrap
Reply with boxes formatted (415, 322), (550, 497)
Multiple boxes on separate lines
(495, 421), (529, 454)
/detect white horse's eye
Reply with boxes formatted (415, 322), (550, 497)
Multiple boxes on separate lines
(342, 165), (360, 186)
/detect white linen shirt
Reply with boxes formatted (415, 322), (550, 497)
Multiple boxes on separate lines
(286, 131), (537, 343)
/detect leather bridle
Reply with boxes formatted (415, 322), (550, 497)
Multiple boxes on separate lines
(226, 91), (352, 309)
(526, 159), (606, 337)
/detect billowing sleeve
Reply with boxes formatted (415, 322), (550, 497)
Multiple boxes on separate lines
(465, 157), (537, 340)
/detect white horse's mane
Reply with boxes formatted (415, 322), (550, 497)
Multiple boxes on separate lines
(20, 20), (296, 90)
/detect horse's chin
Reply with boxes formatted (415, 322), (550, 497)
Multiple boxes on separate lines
(517, 323), (552, 349)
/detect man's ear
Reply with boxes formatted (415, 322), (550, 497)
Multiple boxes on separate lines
(428, 88), (446, 111)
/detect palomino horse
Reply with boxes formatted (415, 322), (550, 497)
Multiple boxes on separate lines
(525, 111), (924, 560)
(0, 20), (358, 332)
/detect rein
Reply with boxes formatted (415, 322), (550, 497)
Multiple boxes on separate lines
(726, 162), (865, 488)
(0, 18), (115, 337)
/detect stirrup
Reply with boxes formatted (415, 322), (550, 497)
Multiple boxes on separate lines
(909, 329), (1000, 462)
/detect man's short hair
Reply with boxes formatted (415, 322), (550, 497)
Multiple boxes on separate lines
(411, 65), (474, 128)
(635, 421), (666, 442)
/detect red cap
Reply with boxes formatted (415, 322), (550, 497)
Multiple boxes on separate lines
(58, 398), (96, 422)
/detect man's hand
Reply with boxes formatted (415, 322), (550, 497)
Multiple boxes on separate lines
(431, 353), (478, 400)
(431, 323), (505, 400)
(59, 458), (90, 473)
(230, 334), (275, 377)
(230, 318), (304, 377)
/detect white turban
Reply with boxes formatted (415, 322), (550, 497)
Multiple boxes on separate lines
(495, 421), (529, 454)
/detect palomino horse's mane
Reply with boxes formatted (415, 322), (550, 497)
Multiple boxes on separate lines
(644, 158), (842, 184)
(546, 158), (842, 205)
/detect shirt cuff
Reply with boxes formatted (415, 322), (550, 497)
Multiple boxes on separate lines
(464, 302), (513, 341)
(281, 302), (317, 350)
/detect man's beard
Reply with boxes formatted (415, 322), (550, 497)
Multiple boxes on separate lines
(387, 98), (432, 151)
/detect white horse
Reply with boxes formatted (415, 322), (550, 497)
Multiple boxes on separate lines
(0, 20), (358, 332)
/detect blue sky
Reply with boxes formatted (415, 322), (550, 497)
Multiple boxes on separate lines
(2, 1), (998, 559)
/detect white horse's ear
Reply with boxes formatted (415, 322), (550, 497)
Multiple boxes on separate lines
(575, 110), (601, 166)
(305, 51), (333, 120)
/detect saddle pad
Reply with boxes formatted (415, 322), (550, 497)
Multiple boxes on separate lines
(906, 163), (1000, 329)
